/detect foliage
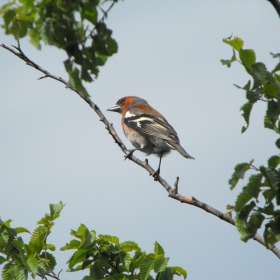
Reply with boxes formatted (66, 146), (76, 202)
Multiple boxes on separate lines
(0, 202), (64, 279)
(0, 0), (118, 97)
(0, 203), (187, 279)
(222, 36), (280, 247)
(62, 227), (187, 280)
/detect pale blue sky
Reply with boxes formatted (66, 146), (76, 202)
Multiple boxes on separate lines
(1, 1), (280, 279)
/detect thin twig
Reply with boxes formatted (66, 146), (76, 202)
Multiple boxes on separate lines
(1, 42), (280, 259)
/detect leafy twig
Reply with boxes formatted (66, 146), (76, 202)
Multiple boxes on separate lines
(1, 42), (280, 259)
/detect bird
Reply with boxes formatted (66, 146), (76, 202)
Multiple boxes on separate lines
(107, 96), (194, 180)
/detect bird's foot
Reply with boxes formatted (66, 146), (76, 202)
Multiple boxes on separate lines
(152, 169), (160, 181)
(124, 149), (137, 160)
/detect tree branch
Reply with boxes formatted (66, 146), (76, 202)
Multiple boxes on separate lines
(1, 42), (280, 259)
(268, 0), (280, 18)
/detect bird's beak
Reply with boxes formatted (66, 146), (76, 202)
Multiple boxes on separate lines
(107, 104), (121, 113)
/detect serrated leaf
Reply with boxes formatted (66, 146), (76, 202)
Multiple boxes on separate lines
(235, 201), (256, 242)
(50, 201), (64, 220)
(268, 155), (280, 169)
(90, 259), (104, 279)
(140, 257), (154, 280)
(251, 62), (267, 88)
(26, 255), (38, 278)
(61, 239), (81, 250)
(239, 49), (256, 67)
(154, 255), (169, 273)
(169, 266), (187, 279)
(276, 138), (280, 149)
(264, 115), (275, 130)
(154, 242), (164, 256)
(262, 84), (278, 98)
(98, 234), (119, 245)
(228, 160), (253, 190)
(245, 174), (262, 199)
(68, 248), (89, 270)
(120, 241), (140, 252)
(258, 202), (274, 215)
(247, 211), (265, 236)
(119, 251), (132, 271)
(246, 90), (260, 103)
(234, 191), (252, 212)
(29, 226), (46, 253)
(222, 36), (244, 51)
(240, 102), (253, 132)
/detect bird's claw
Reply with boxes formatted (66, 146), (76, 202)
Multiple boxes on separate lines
(124, 149), (136, 161)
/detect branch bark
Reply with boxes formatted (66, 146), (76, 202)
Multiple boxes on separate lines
(268, 0), (280, 17)
(1, 42), (280, 260)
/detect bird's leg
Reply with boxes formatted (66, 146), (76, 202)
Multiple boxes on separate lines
(153, 151), (163, 181)
(124, 148), (138, 160)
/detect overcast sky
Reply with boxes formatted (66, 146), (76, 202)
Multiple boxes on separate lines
(1, 1), (280, 279)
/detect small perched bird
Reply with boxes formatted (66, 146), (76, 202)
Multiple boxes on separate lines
(107, 96), (194, 180)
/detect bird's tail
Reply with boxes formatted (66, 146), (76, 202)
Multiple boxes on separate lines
(169, 143), (194, 159)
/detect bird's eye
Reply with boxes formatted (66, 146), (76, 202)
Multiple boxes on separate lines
(121, 98), (125, 102)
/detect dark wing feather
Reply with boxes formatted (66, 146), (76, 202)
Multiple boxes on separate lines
(124, 114), (180, 143)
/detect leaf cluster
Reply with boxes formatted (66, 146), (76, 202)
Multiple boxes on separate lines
(61, 227), (187, 280)
(0, 202), (64, 279)
(0, 0), (119, 97)
(222, 36), (280, 247)
(1, 203), (187, 279)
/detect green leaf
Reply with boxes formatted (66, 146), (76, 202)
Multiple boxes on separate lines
(275, 138), (280, 149)
(46, 243), (55, 251)
(272, 63), (280, 73)
(234, 191), (252, 212)
(235, 201), (256, 242)
(240, 102), (253, 132)
(119, 251), (132, 271)
(274, 73), (280, 82)
(222, 36), (244, 51)
(26, 255), (38, 278)
(82, 2), (98, 24)
(29, 226), (46, 253)
(68, 67), (89, 97)
(258, 202), (274, 215)
(154, 255), (169, 273)
(61, 239), (81, 250)
(228, 160), (253, 190)
(157, 268), (173, 280)
(247, 211), (265, 236)
(140, 257), (155, 280)
(169, 266), (187, 279)
(90, 259), (104, 279)
(246, 90), (260, 103)
(29, 28), (41, 49)
(262, 84), (278, 98)
(15, 227), (30, 234)
(120, 241), (140, 252)
(68, 248), (89, 270)
(154, 241), (165, 256)
(0, 256), (6, 265)
(245, 174), (262, 199)
(266, 100), (279, 125)
(98, 234), (119, 245)
(239, 49), (256, 67)
(264, 115), (275, 130)
(49, 201), (64, 220)
(251, 62), (267, 89)
(268, 155), (280, 169)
